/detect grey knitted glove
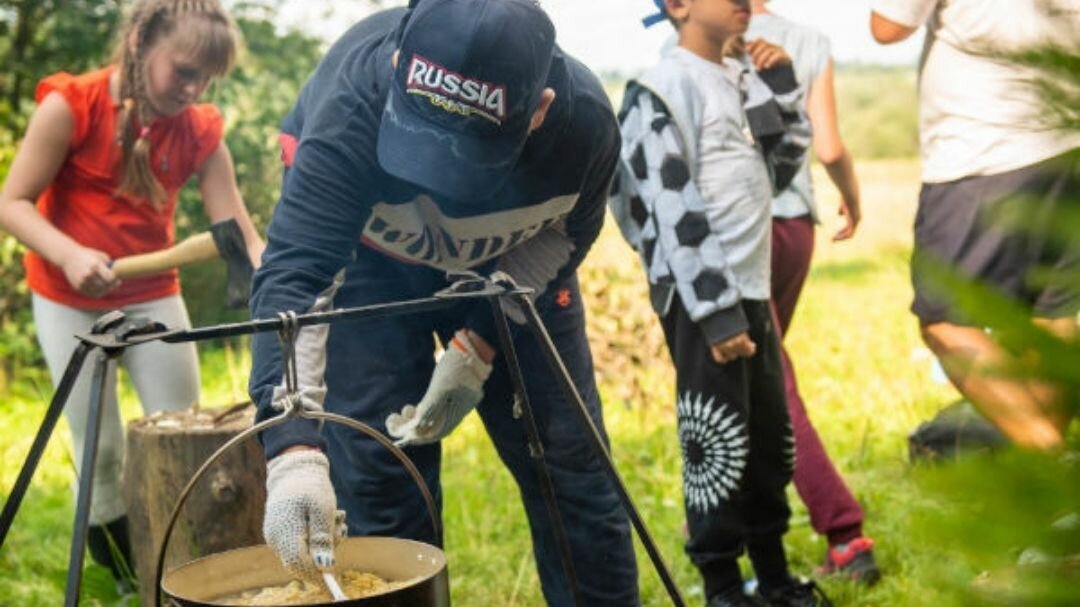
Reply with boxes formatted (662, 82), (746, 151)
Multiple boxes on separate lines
(263, 450), (345, 581)
(386, 329), (493, 447)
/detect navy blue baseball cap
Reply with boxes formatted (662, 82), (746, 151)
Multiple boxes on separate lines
(377, 0), (557, 200)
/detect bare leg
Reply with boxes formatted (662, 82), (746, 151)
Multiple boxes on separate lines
(921, 318), (1076, 451)
(1029, 316), (1078, 430)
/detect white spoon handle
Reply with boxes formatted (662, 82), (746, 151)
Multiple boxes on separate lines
(323, 572), (348, 602)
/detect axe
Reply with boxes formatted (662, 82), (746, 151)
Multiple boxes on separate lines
(110, 218), (253, 308)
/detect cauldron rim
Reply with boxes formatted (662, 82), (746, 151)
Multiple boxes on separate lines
(161, 535), (448, 606)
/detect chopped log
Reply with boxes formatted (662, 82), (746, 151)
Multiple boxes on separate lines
(122, 403), (266, 606)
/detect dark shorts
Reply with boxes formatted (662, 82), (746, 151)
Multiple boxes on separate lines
(911, 152), (1080, 325)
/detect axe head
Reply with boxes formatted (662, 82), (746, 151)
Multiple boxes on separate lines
(209, 218), (254, 309)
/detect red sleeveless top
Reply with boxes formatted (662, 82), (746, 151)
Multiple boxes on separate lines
(24, 67), (224, 308)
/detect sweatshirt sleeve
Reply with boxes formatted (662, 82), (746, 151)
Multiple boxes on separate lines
(745, 62), (812, 193)
(249, 128), (377, 459)
(609, 83), (747, 344)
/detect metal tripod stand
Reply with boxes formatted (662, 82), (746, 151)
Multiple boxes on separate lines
(0, 271), (686, 606)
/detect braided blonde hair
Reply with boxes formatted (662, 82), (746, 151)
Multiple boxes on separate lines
(113, 0), (237, 207)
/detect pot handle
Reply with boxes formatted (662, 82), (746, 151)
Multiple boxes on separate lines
(153, 409), (442, 607)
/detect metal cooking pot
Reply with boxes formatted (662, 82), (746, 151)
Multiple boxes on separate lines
(153, 408), (448, 607)
(162, 536), (449, 606)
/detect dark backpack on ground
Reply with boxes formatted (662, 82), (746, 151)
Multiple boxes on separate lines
(908, 400), (1010, 462)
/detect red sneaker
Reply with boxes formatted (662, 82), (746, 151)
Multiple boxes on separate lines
(820, 537), (881, 585)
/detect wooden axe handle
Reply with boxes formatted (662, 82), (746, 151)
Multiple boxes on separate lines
(111, 232), (219, 279)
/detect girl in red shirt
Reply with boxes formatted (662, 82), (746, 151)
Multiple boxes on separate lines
(0, 0), (263, 591)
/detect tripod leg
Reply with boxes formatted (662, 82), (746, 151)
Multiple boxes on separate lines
(488, 297), (583, 607)
(513, 293), (687, 607)
(0, 342), (93, 548)
(64, 350), (112, 607)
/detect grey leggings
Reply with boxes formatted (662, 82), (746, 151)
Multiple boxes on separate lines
(33, 293), (200, 525)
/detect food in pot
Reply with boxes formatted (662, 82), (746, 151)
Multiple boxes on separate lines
(217, 570), (410, 605)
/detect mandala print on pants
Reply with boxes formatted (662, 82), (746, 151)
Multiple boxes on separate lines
(678, 391), (749, 512)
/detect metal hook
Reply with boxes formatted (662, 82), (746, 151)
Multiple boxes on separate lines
(276, 311), (300, 414)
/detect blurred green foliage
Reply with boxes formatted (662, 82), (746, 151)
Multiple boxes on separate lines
(1010, 44), (1080, 134)
(833, 64), (920, 160)
(910, 449), (1080, 606)
(0, 0), (123, 116)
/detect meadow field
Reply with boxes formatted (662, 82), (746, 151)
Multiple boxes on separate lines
(2, 158), (1017, 606)
(3, 0), (1079, 595)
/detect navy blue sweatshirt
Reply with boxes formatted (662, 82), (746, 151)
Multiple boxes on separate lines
(249, 8), (620, 457)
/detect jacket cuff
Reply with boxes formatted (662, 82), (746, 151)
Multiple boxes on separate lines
(757, 64), (799, 95)
(700, 304), (749, 345)
(260, 417), (325, 459)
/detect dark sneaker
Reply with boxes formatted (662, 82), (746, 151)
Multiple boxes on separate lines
(821, 536), (881, 585)
(87, 516), (138, 594)
(761, 578), (834, 607)
(709, 586), (770, 607)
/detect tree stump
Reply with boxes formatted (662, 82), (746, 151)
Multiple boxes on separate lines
(122, 403), (266, 606)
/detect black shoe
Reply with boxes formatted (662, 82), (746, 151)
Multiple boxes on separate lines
(709, 586), (770, 607)
(86, 515), (137, 593)
(761, 578), (833, 607)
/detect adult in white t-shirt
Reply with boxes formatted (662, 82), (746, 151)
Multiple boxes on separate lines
(748, 0), (880, 585)
(872, 0), (1080, 450)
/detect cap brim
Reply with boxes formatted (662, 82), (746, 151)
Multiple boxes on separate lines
(377, 87), (523, 201)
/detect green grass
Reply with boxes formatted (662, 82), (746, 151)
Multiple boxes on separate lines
(1, 160), (1075, 605)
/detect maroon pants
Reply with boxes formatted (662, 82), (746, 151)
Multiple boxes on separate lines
(771, 216), (864, 545)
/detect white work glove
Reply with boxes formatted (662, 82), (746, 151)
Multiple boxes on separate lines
(263, 450), (346, 581)
(385, 329), (493, 447)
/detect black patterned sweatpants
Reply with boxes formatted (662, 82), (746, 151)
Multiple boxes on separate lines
(660, 297), (794, 572)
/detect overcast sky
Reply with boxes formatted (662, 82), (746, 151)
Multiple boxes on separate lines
(275, 0), (925, 74)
